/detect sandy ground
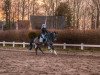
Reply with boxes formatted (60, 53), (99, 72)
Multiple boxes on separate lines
(0, 49), (100, 75)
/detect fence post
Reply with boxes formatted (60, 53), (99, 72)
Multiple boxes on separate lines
(23, 42), (25, 48)
(3, 41), (5, 47)
(63, 43), (66, 49)
(81, 43), (84, 50)
(13, 41), (15, 47)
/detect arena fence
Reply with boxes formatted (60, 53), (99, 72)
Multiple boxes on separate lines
(0, 41), (100, 50)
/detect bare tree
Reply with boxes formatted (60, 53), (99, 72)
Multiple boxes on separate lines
(90, 2), (96, 29)
(20, 0), (26, 21)
(92, 0), (100, 29)
(3, 0), (11, 29)
(27, 0), (30, 20)
(32, 0), (36, 15)
(71, 0), (82, 29)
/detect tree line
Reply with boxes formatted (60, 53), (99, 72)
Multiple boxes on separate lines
(0, 0), (100, 30)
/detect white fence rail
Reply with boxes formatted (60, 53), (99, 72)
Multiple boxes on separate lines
(0, 41), (100, 50)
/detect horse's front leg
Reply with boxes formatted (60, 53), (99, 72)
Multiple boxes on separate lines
(50, 44), (57, 55)
(47, 43), (53, 53)
(48, 43), (56, 54)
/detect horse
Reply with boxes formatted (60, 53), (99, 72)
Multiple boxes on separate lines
(29, 32), (57, 55)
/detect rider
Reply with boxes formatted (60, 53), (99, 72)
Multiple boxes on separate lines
(41, 24), (48, 33)
(39, 24), (48, 43)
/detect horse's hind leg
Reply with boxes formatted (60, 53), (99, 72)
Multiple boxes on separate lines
(35, 45), (44, 55)
(38, 45), (44, 54)
(35, 46), (38, 55)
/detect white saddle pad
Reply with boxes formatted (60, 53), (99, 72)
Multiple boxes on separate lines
(39, 37), (43, 42)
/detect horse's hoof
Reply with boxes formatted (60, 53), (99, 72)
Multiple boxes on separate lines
(49, 50), (53, 53)
(54, 50), (57, 55)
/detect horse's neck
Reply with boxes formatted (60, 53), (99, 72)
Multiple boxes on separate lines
(46, 33), (53, 41)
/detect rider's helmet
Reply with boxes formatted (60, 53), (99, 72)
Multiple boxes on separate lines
(41, 24), (46, 29)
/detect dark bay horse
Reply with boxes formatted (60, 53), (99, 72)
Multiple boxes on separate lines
(29, 32), (57, 55)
